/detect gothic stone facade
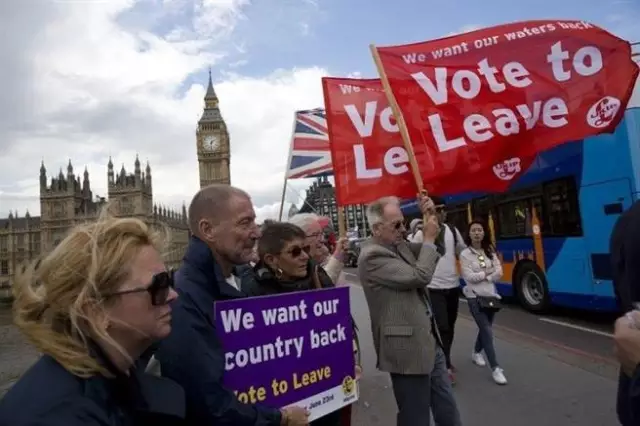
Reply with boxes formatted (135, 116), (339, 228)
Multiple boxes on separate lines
(0, 158), (190, 295)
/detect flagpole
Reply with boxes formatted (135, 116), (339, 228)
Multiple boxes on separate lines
(277, 179), (288, 221)
(369, 44), (424, 193)
(278, 111), (298, 220)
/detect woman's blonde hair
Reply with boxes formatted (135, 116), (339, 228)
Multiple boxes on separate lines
(12, 207), (166, 378)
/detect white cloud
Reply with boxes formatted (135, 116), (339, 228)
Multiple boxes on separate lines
(0, 1), (329, 222)
(193, 0), (249, 40)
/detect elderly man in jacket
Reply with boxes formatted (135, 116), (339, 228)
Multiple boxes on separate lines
(154, 184), (308, 426)
(358, 194), (462, 426)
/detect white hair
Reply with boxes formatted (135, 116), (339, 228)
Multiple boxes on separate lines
(287, 213), (321, 233)
(366, 196), (400, 230)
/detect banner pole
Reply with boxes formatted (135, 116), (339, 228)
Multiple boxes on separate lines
(278, 178), (288, 221)
(369, 44), (425, 193)
(279, 112), (298, 220)
(337, 207), (346, 239)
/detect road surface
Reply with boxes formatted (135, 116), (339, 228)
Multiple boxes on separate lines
(341, 270), (619, 426)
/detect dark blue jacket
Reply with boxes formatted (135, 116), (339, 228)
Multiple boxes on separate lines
(0, 349), (184, 426)
(154, 236), (282, 426)
(610, 200), (640, 425)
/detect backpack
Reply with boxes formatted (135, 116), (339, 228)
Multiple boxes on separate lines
(444, 223), (461, 258)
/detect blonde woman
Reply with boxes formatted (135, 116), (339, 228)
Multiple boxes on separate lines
(0, 212), (184, 425)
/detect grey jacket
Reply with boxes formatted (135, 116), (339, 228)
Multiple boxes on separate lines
(357, 238), (441, 375)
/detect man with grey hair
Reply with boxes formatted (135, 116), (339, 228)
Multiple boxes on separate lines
(288, 212), (346, 283)
(359, 194), (462, 426)
(155, 184), (309, 426)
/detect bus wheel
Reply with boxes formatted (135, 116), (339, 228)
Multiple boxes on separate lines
(515, 263), (551, 313)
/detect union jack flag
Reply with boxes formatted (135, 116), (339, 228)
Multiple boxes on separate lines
(286, 108), (333, 179)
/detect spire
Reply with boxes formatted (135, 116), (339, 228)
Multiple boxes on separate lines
(204, 67), (217, 100)
(199, 67), (222, 124)
(108, 156), (113, 169)
(67, 159), (74, 175)
(135, 154), (141, 176)
(40, 160), (47, 188)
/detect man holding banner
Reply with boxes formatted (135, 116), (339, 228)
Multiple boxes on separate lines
(358, 194), (462, 426)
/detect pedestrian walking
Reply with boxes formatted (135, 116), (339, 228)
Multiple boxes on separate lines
(459, 219), (507, 385)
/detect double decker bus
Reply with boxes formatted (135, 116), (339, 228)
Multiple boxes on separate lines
(402, 45), (640, 313)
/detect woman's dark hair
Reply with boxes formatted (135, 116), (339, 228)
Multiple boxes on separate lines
(464, 218), (495, 257)
(258, 222), (306, 258)
(260, 219), (276, 233)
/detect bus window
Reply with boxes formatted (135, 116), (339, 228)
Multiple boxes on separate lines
(471, 196), (494, 226)
(542, 178), (583, 236)
(446, 204), (469, 233)
(496, 195), (543, 238)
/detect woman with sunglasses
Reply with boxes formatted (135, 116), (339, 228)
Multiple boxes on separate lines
(243, 222), (356, 426)
(0, 211), (185, 425)
(459, 219), (508, 385)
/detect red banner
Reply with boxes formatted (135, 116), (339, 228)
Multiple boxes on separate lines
(374, 20), (639, 194)
(322, 77), (417, 205)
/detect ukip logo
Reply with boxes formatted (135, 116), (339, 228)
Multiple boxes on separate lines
(492, 157), (522, 181)
(587, 96), (621, 129)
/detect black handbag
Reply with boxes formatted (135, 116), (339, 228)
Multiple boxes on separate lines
(476, 295), (502, 312)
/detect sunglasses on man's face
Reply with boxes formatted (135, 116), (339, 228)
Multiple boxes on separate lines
(392, 221), (405, 230)
(106, 269), (175, 306)
(287, 245), (311, 258)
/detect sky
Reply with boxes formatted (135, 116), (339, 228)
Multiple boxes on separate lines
(0, 0), (639, 223)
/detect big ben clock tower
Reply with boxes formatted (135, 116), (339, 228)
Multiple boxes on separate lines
(197, 70), (231, 187)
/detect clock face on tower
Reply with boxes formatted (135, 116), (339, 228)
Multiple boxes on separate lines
(203, 135), (220, 152)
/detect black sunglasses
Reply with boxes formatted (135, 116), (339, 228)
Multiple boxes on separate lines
(105, 269), (175, 306)
(288, 245), (311, 258)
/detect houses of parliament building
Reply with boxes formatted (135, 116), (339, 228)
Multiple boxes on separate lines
(0, 72), (231, 296)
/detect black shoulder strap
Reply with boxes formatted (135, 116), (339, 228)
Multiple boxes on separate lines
(446, 223), (459, 247)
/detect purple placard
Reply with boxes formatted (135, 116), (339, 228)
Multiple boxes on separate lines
(214, 287), (357, 419)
